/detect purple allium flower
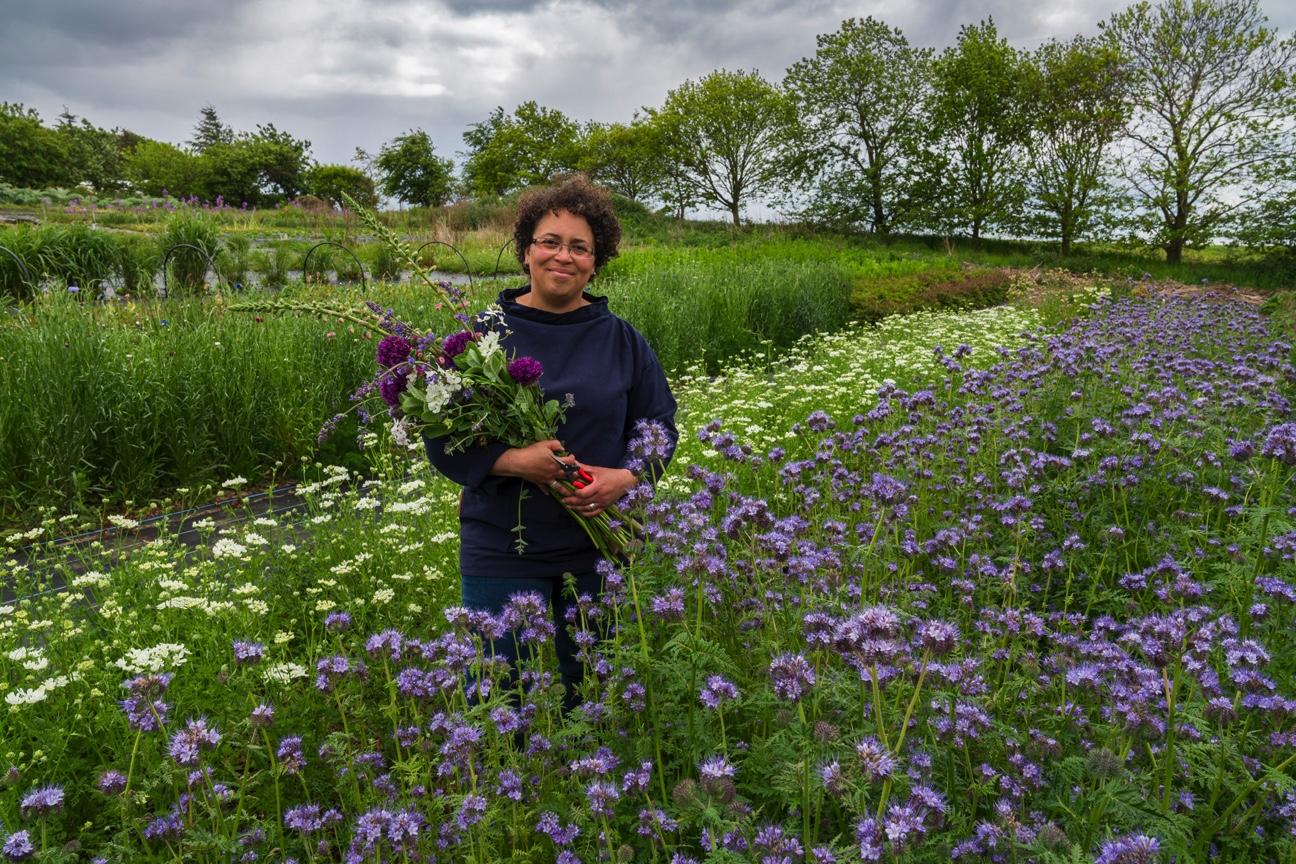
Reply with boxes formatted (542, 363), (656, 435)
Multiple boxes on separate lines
(376, 335), (413, 369)
(507, 356), (544, 386)
(324, 611), (352, 632)
(97, 770), (127, 795)
(19, 785), (63, 819)
(379, 371), (408, 408)
(769, 652), (816, 702)
(1094, 833), (1161, 864)
(1, 831), (33, 861)
(441, 330), (473, 360)
(232, 641), (266, 664)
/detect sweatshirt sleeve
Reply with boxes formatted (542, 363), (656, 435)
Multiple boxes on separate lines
(422, 433), (510, 489)
(619, 336), (678, 479)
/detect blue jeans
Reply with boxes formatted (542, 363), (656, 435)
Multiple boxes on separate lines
(460, 570), (602, 711)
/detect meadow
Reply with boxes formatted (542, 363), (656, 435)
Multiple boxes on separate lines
(4, 284), (1296, 860)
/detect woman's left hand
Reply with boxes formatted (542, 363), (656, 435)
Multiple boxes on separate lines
(558, 465), (637, 517)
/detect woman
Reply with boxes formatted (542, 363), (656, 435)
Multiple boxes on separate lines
(424, 176), (677, 710)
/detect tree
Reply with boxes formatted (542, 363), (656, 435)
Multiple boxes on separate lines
(375, 130), (455, 207)
(189, 105), (233, 153)
(307, 164), (378, 210)
(0, 103), (70, 188)
(201, 124), (312, 205)
(1104, 0), (1296, 263)
(461, 102), (581, 197)
(927, 19), (1029, 239)
(124, 139), (210, 197)
(653, 69), (796, 226)
(576, 117), (667, 203)
(1019, 36), (1132, 254)
(54, 110), (132, 193)
(782, 17), (934, 234)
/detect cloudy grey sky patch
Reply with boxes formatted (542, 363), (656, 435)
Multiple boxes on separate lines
(3, 0), (1292, 212)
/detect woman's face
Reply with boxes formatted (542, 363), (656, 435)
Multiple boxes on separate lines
(522, 209), (596, 314)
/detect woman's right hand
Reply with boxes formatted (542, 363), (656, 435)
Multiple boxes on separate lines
(489, 440), (571, 487)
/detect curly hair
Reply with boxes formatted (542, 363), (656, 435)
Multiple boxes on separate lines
(513, 175), (621, 276)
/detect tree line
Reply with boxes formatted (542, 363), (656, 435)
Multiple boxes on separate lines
(2, 0), (1292, 263)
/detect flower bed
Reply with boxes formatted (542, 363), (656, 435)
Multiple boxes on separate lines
(2, 296), (1295, 861)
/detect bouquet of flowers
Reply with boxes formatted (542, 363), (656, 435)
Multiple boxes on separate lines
(232, 198), (641, 560)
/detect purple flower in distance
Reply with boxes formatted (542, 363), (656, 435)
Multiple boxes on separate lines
(507, 356), (544, 386)
(324, 611), (352, 632)
(232, 641), (265, 664)
(375, 335), (412, 369)
(769, 652), (816, 702)
(249, 703), (275, 728)
(276, 736), (305, 774)
(700, 674), (740, 709)
(97, 770), (127, 795)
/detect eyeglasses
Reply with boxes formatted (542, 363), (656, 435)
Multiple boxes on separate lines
(530, 236), (594, 259)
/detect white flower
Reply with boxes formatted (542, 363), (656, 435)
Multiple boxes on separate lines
(242, 532), (269, 547)
(245, 599), (269, 616)
(390, 416), (413, 448)
(107, 514), (140, 529)
(71, 571), (109, 589)
(476, 330), (501, 357)
(212, 539), (247, 559)
(5, 686), (47, 706)
(263, 662), (307, 684)
(372, 588), (395, 605)
(221, 476), (248, 489)
(115, 642), (190, 674)
(157, 596), (205, 610)
(273, 630), (294, 644)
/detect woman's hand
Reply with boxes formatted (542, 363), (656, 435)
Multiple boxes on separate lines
(560, 465), (638, 517)
(489, 440), (569, 487)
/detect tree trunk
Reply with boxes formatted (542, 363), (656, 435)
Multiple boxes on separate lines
(730, 201), (741, 227)
(1165, 237), (1184, 265)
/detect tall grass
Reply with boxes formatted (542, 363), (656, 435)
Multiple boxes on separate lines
(0, 290), (373, 521)
(599, 244), (856, 373)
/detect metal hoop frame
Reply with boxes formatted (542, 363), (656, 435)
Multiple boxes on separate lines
(161, 243), (220, 295)
(492, 238), (516, 280)
(413, 241), (473, 290)
(0, 243), (35, 297)
(303, 241), (368, 290)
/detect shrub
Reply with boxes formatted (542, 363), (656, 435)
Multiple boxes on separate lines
(851, 267), (1013, 321)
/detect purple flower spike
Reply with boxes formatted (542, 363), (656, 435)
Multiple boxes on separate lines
(507, 356), (544, 386)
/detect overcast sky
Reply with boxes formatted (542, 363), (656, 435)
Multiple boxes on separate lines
(4, 0), (1293, 214)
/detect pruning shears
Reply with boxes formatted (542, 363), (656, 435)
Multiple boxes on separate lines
(551, 451), (594, 489)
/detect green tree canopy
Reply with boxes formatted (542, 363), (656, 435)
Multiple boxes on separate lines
(653, 69), (796, 226)
(1019, 35), (1132, 254)
(124, 139), (209, 198)
(1105, 0), (1296, 263)
(0, 104), (71, 189)
(374, 130), (455, 207)
(461, 102), (581, 197)
(782, 17), (934, 234)
(926, 19), (1029, 239)
(307, 164), (378, 210)
(576, 117), (667, 204)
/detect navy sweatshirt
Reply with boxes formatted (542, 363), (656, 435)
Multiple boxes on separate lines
(424, 285), (677, 579)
